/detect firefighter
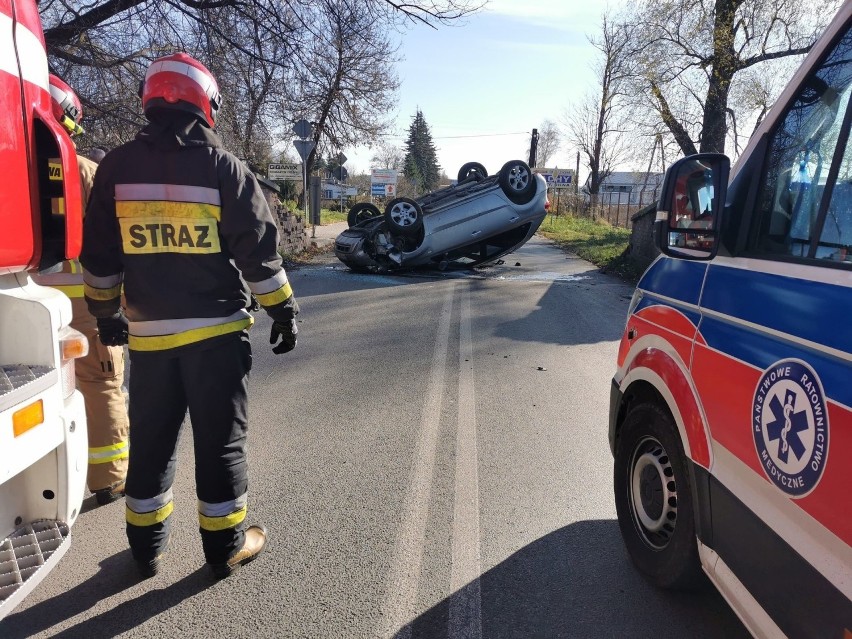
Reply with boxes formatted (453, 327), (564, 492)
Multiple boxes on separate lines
(80, 53), (299, 579)
(33, 75), (130, 507)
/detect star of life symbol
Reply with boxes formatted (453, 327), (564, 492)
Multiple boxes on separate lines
(752, 359), (829, 498)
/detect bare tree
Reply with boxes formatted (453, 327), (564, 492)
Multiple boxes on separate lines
(293, 0), (400, 180)
(624, 0), (840, 155)
(39, 0), (482, 156)
(195, 4), (292, 163)
(370, 141), (404, 170)
(565, 14), (633, 199)
(534, 119), (561, 168)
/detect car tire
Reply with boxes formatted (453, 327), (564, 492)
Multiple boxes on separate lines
(457, 162), (488, 183)
(347, 202), (382, 227)
(613, 402), (704, 590)
(498, 160), (536, 204)
(384, 197), (423, 236)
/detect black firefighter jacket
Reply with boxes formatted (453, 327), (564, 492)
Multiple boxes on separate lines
(80, 112), (297, 352)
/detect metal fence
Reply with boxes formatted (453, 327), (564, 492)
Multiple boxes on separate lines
(547, 188), (660, 229)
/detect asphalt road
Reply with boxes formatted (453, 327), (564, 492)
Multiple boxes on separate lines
(3, 234), (749, 638)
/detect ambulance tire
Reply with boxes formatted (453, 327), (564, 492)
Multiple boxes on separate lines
(613, 402), (705, 591)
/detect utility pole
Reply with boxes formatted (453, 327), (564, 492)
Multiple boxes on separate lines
(528, 128), (539, 168)
(575, 151), (580, 196)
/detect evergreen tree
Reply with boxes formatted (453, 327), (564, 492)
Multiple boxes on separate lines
(402, 109), (441, 193)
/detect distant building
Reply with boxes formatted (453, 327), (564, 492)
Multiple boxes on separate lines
(593, 171), (664, 205)
(322, 182), (358, 199)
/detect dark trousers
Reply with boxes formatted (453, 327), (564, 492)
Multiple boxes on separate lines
(125, 333), (252, 564)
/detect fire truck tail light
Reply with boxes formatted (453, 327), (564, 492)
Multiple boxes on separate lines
(59, 326), (87, 399)
(59, 326), (88, 360)
(13, 400), (44, 437)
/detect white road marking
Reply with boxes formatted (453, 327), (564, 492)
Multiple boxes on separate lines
(448, 283), (483, 639)
(379, 283), (456, 639)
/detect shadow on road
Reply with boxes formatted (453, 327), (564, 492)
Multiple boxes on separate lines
(482, 278), (628, 347)
(405, 519), (748, 639)
(3, 550), (214, 639)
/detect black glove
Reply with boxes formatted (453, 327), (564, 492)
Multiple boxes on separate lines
(270, 319), (298, 354)
(97, 311), (129, 346)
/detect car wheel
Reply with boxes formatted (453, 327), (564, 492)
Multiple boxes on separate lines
(457, 162), (488, 183)
(498, 160), (536, 204)
(613, 402), (704, 590)
(347, 202), (382, 227)
(384, 197), (423, 236)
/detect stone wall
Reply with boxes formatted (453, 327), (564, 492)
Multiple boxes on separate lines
(628, 204), (660, 272)
(257, 175), (309, 254)
(275, 206), (309, 254)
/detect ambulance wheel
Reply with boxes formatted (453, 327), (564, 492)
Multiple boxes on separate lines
(613, 402), (704, 590)
(347, 203), (382, 227)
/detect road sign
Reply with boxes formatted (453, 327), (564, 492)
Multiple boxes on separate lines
(536, 168), (575, 189)
(294, 139), (316, 162)
(371, 169), (397, 185)
(385, 184), (395, 197)
(268, 162), (302, 181)
(371, 184), (386, 197)
(293, 119), (312, 139)
(336, 152), (347, 165)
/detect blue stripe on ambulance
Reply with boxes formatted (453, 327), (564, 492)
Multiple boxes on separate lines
(637, 258), (707, 307)
(700, 265), (852, 355)
(633, 296), (702, 327)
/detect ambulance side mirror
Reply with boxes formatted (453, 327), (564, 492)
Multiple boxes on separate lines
(656, 153), (729, 260)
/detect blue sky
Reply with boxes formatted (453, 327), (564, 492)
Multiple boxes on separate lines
(344, 0), (624, 176)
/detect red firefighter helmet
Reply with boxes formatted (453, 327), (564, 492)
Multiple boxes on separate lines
(48, 74), (84, 136)
(140, 53), (221, 127)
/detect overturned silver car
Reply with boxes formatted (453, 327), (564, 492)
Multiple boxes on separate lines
(333, 160), (548, 271)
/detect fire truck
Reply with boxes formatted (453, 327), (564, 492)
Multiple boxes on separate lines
(609, 4), (852, 637)
(0, 0), (89, 620)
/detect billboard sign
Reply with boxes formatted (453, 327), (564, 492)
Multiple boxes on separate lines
(268, 162), (302, 181)
(535, 168), (575, 189)
(371, 169), (397, 185)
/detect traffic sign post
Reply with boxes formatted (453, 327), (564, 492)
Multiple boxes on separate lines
(293, 119), (312, 139)
(293, 139), (317, 236)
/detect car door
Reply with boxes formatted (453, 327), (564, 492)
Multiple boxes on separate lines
(689, 24), (852, 638)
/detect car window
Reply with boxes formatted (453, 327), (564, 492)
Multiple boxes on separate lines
(752, 28), (852, 265)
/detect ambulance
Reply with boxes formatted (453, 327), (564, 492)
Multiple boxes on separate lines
(609, 5), (852, 637)
(0, 0), (89, 620)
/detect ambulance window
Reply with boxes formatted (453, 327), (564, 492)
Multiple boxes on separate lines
(752, 28), (852, 266)
(818, 129), (852, 263)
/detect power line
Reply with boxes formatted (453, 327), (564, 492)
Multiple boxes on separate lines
(380, 131), (529, 141)
(433, 131), (529, 140)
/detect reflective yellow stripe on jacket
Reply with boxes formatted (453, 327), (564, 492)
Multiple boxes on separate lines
(115, 183), (223, 255)
(127, 312), (254, 352)
(247, 271), (294, 307)
(32, 260), (85, 298)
